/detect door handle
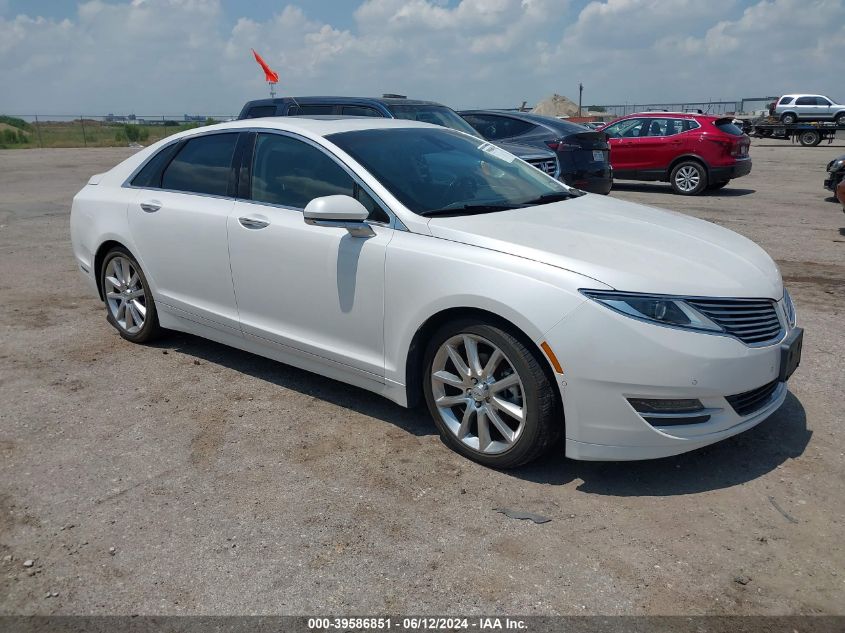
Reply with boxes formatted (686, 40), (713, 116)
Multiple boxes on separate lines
(238, 217), (269, 230)
(140, 200), (161, 213)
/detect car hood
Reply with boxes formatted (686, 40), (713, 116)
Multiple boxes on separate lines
(426, 194), (783, 299)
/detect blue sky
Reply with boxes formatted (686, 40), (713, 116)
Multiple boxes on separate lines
(1, 0), (842, 115)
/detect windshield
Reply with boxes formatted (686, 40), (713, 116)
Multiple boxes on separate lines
(387, 104), (480, 136)
(327, 128), (571, 216)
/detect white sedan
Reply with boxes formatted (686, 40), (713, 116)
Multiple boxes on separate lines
(70, 117), (802, 467)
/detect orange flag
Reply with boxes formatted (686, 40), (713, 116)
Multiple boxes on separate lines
(251, 49), (279, 84)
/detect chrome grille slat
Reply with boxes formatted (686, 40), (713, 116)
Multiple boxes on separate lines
(526, 158), (558, 177)
(687, 298), (782, 345)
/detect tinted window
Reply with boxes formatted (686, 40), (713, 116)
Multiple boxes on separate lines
(778, 97), (794, 105)
(641, 118), (685, 137)
(462, 114), (535, 140)
(387, 104), (479, 135)
(341, 105), (382, 117)
(288, 104), (334, 116)
(816, 97), (832, 106)
(250, 133), (388, 222)
(327, 128), (568, 216)
(796, 96), (815, 106)
(245, 105), (277, 119)
(161, 133), (238, 196)
(714, 119), (745, 136)
(684, 119), (701, 132)
(131, 141), (182, 188)
(603, 118), (646, 138)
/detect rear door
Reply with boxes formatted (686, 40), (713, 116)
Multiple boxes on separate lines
(127, 132), (242, 331)
(794, 96), (817, 119)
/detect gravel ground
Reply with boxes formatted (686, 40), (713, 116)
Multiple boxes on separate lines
(0, 141), (843, 615)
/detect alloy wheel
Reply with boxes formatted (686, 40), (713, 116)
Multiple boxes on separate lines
(430, 333), (527, 455)
(674, 165), (701, 193)
(104, 256), (147, 334)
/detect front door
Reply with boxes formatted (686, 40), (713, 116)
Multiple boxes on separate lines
(227, 132), (393, 378)
(603, 118), (648, 178)
(127, 132), (240, 331)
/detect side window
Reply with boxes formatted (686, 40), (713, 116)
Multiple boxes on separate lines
(779, 97), (794, 106)
(131, 142), (182, 188)
(245, 105), (277, 119)
(461, 114), (499, 139)
(795, 96), (815, 106)
(643, 118), (669, 136)
(816, 97), (832, 106)
(604, 119), (645, 138)
(476, 116), (535, 140)
(160, 133), (238, 196)
(683, 119), (701, 132)
(341, 105), (382, 117)
(288, 104), (334, 116)
(251, 133), (388, 223)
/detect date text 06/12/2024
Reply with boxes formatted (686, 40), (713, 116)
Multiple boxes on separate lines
(307, 617), (528, 630)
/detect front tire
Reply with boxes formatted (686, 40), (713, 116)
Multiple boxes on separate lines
(834, 112), (845, 125)
(100, 247), (160, 343)
(423, 320), (560, 468)
(670, 161), (708, 195)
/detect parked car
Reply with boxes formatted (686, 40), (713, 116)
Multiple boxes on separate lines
(459, 110), (613, 194)
(824, 154), (845, 200)
(71, 117), (801, 467)
(239, 96), (560, 179)
(774, 95), (845, 125)
(598, 112), (752, 195)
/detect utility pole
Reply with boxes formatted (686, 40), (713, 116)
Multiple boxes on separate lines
(578, 83), (583, 118)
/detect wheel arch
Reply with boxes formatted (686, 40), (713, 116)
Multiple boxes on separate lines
(93, 239), (132, 300)
(404, 307), (563, 426)
(666, 154), (709, 180)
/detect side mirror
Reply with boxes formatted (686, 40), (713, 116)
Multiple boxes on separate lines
(304, 195), (374, 237)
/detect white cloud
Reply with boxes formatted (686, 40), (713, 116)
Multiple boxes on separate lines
(0, 0), (842, 115)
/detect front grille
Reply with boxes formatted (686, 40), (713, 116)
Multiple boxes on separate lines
(685, 298), (783, 345)
(527, 158), (557, 176)
(726, 380), (780, 416)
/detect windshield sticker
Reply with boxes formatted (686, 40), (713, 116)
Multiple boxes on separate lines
(478, 142), (516, 163)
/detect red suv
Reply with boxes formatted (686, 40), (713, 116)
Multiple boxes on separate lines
(599, 113), (751, 195)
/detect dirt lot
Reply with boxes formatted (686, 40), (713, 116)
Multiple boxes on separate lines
(1, 141), (843, 616)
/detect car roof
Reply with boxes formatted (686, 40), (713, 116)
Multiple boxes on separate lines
(780, 94), (824, 98)
(459, 109), (590, 133)
(610, 111), (722, 120)
(243, 96), (446, 107)
(174, 116), (439, 140)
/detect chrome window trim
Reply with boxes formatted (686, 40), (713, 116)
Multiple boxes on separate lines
(121, 126), (401, 230)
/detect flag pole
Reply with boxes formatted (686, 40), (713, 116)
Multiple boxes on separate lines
(269, 82), (276, 98)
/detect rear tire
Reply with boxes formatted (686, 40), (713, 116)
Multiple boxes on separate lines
(100, 247), (161, 343)
(670, 161), (708, 195)
(422, 319), (560, 468)
(798, 130), (821, 147)
(781, 112), (797, 125)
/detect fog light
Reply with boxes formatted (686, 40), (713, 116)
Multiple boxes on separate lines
(627, 398), (711, 427)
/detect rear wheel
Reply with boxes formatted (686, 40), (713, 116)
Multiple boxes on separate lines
(781, 112), (797, 125)
(798, 130), (821, 147)
(670, 161), (708, 195)
(423, 320), (559, 468)
(100, 247), (160, 343)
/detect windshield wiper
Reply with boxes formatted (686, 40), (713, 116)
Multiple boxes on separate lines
(520, 191), (581, 206)
(419, 204), (522, 217)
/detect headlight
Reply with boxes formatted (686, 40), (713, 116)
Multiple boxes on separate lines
(783, 288), (797, 328)
(829, 159), (845, 172)
(580, 290), (722, 332)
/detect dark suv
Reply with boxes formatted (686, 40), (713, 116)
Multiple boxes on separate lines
(238, 96), (560, 179)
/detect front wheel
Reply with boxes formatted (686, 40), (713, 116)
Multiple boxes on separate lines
(101, 247), (161, 343)
(423, 320), (560, 468)
(670, 161), (708, 195)
(834, 112), (845, 125)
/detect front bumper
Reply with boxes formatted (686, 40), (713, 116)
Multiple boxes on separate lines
(543, 297), (795, 461)
(711, 158), (752, 182)
(824, 169), (844, 192)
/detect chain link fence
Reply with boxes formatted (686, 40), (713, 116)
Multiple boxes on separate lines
(0, 115), (238, 149)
